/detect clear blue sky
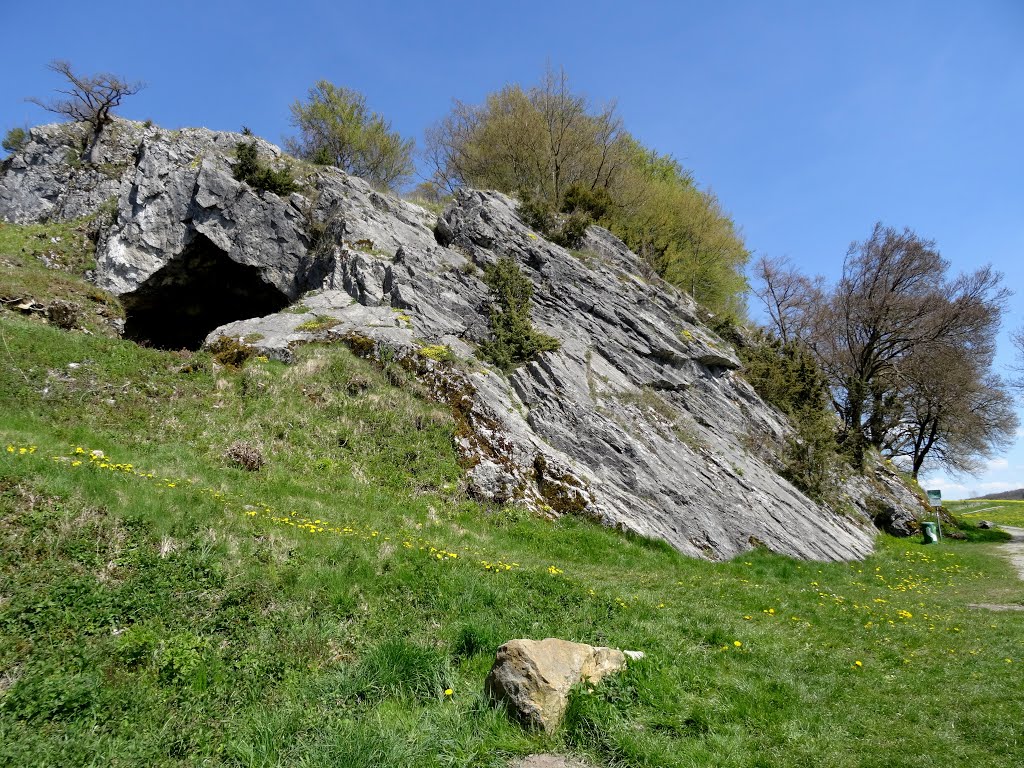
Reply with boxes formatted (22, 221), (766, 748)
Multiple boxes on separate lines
(3, 0), (1022, 498)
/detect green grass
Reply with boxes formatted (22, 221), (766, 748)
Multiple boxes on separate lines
(1, 253), (1023, 765)
(948, 499), (1024, 529)
(0, 218), (123, 336)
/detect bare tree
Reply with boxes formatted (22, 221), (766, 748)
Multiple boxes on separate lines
(1012, 327), (1024, 397)
(887, 343), (1017, 478)
(751, 254), (823, 344)
(29, 60), (143, 134)
(806, 223), (1009, 467)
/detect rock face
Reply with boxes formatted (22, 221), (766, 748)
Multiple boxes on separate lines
(0, 119), (927, 562)
(871, 500), (920, 537)
(485, 638), (638, 732)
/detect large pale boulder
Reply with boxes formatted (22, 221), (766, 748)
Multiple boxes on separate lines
(485, 638), (642, 732)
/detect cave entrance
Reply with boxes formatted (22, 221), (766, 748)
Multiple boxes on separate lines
(121, 234), (289, 350)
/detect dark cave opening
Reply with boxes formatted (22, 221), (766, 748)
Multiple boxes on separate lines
(121, 234), (289, 350)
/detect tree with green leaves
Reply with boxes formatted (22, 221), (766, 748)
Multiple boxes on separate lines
(286, 81), (414, 191)
(425, 69), (749, 318)
(610, 141), (749, 318)
(425, 66), (628, 208)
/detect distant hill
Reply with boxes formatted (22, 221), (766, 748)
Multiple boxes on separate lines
(972, 489), (1024, 501)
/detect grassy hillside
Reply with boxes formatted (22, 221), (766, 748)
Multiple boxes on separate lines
(1, 224), (1023, 767)
(948, 499), (1024, 529)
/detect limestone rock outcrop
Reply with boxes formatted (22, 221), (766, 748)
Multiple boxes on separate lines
(0, 119), (926, 561)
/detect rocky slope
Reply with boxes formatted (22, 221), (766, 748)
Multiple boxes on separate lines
(0, 119), (925, 561)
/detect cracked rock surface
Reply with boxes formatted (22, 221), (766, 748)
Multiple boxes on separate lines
(0, 119), (925, 561)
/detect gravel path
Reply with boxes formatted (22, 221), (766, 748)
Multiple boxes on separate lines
(967, 526), (1024, 612)
(1000, 526), (1024, 581)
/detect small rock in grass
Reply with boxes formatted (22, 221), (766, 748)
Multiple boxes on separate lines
(509, 756), (594, 768)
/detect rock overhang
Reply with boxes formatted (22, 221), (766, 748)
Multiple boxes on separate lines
(0, 119), (927, 562)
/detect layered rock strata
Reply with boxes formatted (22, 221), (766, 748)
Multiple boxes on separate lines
(0, 119), (925, 561)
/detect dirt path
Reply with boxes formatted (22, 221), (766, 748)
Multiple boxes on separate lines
(1000, 526), (1024, 581)
(967, 526), (1024, 612)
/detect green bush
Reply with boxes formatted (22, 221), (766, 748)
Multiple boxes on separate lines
(2, 126), (28, 155)
(518, 193), (591, 249)
(740, 333), (840, 500)
(550, 210), (591, 249)
(479, 256), (560, 371)
(562, 182), (613, 221)
(233, 141), (298, 196)
(517, 192), (555, 235)
(208, 336), (254, 368)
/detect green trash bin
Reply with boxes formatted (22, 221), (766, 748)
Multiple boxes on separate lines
(921, 521), (939, 544)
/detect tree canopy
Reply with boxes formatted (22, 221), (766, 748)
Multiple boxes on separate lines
(425, 68), (749, 318)
(753, 225), (1016, 477)
(286, 81), (414, 191)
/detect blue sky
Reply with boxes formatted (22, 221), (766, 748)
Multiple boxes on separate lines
(3, 0), (1022, 498)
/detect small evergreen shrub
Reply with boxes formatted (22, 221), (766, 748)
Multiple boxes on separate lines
(739, 333), (840, 500)
(549, 210), (591, 249)
(518, 192), (555, 235)
(233, 141), (298, 196)
(479, 256), (560, 371)
(2, 126), (28, 155)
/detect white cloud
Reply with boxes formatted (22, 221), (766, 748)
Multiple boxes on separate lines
(978, 481), (1018, 494)
(986, 458), (1009, 471)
